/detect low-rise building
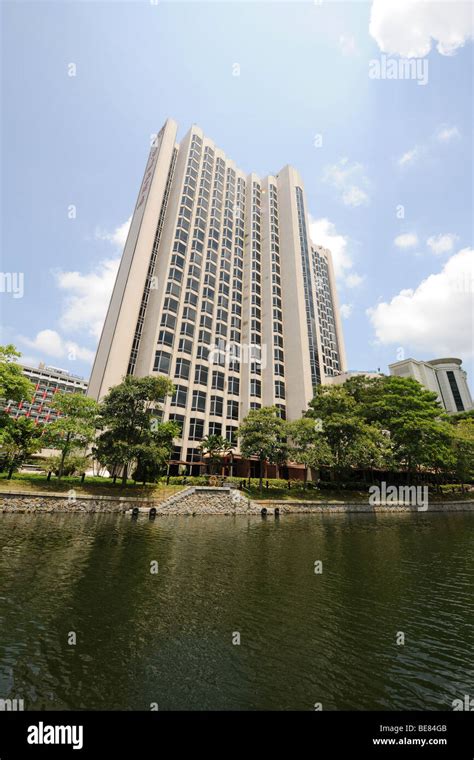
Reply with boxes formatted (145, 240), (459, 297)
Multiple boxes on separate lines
(388, 357), (473, 414)
(323, 370), (383, 386)
(4, 363), (88, 425)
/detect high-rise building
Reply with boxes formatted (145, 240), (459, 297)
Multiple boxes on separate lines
(88, 119), (346, 473)
(4, 363), (88, 425)
(312, 245), (347, 379)
(389, 357), (473, 414)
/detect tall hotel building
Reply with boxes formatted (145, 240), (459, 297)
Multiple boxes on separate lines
(88, 119), (346, 474)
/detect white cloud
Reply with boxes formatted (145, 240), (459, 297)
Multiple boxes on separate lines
(323, 158), (370, 207)
(309, 217), (352, 279)
(369, 0), (474, 58)
(20, 329), (95, 364)
(398, 147), (421, 167)
(55, 258), (120, 340)
(18, 216), (128, 368)
(367, 248), (474, 357)
(346, 273), (365, 288)
(340, 303), (353, 319)
(309, 217), (365, 290)
(95, 215), (132, 249)
(427, 233), (459, 255)
(339, 35), (358, 56)
(394, 233), (419, 248)
(436, 125), (461, 142)
(397, 123), (461, 168)
(342, 186), (370, 207)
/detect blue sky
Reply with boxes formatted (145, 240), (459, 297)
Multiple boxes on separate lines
(1, 0), (473, 387)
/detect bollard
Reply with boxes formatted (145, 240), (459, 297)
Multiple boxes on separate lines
(149, 507), (157, 519)
(261, 507), (268, 518)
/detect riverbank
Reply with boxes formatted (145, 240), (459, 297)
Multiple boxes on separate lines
(1, 488), (474, 515)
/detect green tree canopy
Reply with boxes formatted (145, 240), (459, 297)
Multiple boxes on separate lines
(285, 417), (333, 486)
(237, 406), (287, 491)
(43, 392), (100, 478)
(0, 345), (35, 412)
(305, 385), (389, 477)
(344, 375), (454, 477)
(94, 375), (176, 485)
(0, 416), (43, 478)
(198, 434), (232, 475)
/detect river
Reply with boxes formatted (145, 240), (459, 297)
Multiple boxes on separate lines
(0, 511), (472, 710)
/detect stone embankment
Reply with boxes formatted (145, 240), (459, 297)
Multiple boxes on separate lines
(1, 488), (473, 515)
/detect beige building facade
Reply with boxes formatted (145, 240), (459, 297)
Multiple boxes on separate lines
(88, 119), (346, 471)
(389, 357), (473, 414)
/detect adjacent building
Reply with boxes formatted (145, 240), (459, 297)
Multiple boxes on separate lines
(4, 363), (88, 424)
(312, 244), (347, 379)
(87, 119), (346, 473)
(389, 357), (473, 414)
(324, 369), (383, 386)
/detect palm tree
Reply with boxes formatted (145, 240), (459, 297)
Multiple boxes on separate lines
(198, 434), (229, 475)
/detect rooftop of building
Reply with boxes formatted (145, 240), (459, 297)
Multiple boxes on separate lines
(20, 362), (87, 382)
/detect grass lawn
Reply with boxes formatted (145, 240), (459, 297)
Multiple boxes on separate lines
(0, 473), (184, 501)
(246, 485), (474, 503)
(1, 473), (472, 503)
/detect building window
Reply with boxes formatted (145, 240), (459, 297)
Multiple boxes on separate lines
(180, 322), (195, 338)
(275, 381), (286, 399)
(171, 385), (188, 408)
(158, 331), (174, 348)
(447, 371), (465, 411)
(153, 351), (171, 374)
(170, 445), (182, 461)
(212, 371), (225, 390)
(178, 338), (193, 355)
(182, 307), (197, 322)
(250, 379), (261, 397)
(187, 447), (202, 463)
(175, 359), (190, 380)
(210, 395), (224, 416)
(161, 314), (176, 330)
(196, 345), (210, 361)
(228, 377), (239, 395)
(189, 418), (205, 441)
(227, 400), (239, 420)
(208, 422), (222, 437)
(191, 391), (207, 412)
(225, 426), (238, 446)
(194, 365), (209, 385)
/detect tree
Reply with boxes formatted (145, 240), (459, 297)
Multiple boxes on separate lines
(94, 375), (176, 485)
(285, 417), (333, 487)
(43, 393), (99, 479)
(0, 345), (35, 418)
(344, 375), (455, 481)
(305, 385), (387, 479)
(237, 407), (287, 492)
(198, 434), (230, 475)
(0, 417), (43, 478)
(450, 418), (474, 490)
(41, 452), (91, 478)
(131, 421), (180, 483)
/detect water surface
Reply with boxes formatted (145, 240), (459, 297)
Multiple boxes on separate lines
(0, 511), (472, 710)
